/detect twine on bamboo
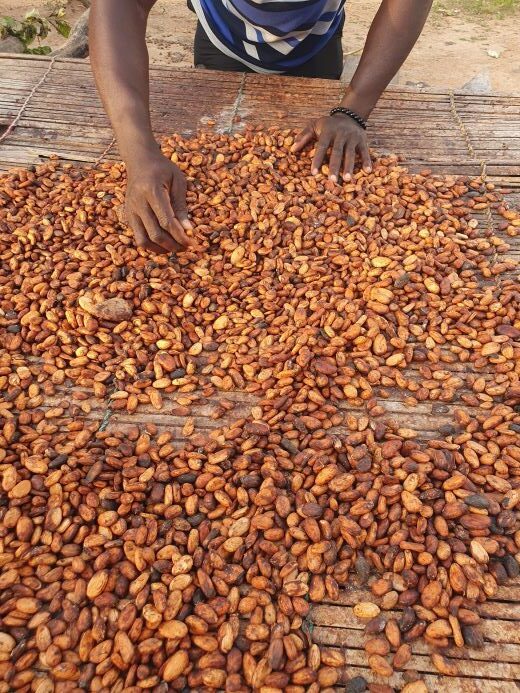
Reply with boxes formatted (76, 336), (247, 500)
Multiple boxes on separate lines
(0, 57), (57, 145)
(94, 137), (116, 165)
(0, 55), (115, 166)
(448, 90), (513, 288)
(226, 72), (247, 134)
(448, 90), (494, 233)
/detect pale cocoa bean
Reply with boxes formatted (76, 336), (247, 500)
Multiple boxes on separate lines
(354, 602), (380, 619)
(368, 654), (393, 678)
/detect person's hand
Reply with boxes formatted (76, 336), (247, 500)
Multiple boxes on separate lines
(125, 151), (193, 254)
(292, 114), (371, 182)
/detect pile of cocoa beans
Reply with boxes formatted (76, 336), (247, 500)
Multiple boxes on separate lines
(0, 129), (519, 692)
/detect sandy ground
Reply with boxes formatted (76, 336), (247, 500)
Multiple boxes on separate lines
(0, 0), (519, 93)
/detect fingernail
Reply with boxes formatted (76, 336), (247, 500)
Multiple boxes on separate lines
(344, 173), (351, 181)
(330, 175), (337, 183)
(364, 166), (372, 173)
(311, 168), (318, 175)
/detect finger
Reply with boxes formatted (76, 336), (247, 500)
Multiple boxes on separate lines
(342, 144), (356, 181)
(328, 137), (346, 183)
(141, 204), (180, 254)
(150, 186), (192, 247)
(129, 213), (167, 255)
(359, 141), (372, 173)
(291, 125), (314, 153)
(170, 176), (193, 232)
(311, 136), (332, 175)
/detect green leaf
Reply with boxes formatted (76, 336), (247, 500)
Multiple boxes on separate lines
(1, 5), (69, 45)
(27, 45), (52, 55)
(0, 16), (18, 29)
(54, 19), (70, 38)
(0, 16), (22, 38)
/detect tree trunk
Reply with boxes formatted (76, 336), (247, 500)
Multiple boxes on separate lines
(53, 8), (90, 59)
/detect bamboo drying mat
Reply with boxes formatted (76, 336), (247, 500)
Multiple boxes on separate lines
(1, 54), (520, 185)
(1, 54), (520, 692)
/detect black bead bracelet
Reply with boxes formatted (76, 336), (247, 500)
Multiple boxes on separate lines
(329, 106), (367, 130)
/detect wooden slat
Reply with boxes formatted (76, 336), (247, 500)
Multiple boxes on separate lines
(316, 586), (520, 621)
(312, 627), (520, 665)
(312, 605), (520, 645)
(337, 646), (520, 681)
(332, 656), (520, 693)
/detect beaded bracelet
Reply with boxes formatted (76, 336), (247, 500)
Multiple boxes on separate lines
(329, 106), (367, 130)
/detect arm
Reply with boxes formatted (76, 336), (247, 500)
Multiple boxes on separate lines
(342, 0), (433, 119)
(90, 0), (192, 253)
(293, 0), (433, 181)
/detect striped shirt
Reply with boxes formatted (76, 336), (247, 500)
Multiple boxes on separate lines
(191, 0), (346, 73)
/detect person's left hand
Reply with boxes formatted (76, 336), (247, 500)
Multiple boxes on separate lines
(292, 114), (371, 182)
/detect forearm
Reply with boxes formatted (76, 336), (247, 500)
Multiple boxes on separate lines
(341, 0), (433, 118)
(90, 0), (157, 164)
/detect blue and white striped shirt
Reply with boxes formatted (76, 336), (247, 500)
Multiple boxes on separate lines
(191, 0), (346, 73)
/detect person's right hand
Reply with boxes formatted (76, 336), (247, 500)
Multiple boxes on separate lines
(125, 151), (194, 254)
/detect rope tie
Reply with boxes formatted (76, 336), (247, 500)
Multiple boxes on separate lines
(447, 89), (506, 282)
(94, 137), (116, 165)
(448, 90), (494, 233)
(227, 72), (246, 134)
(0, 56), (115, 167)
(0, 57), (57, 146)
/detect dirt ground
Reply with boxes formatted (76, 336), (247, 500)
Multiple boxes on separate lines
(1, 0), (519, 93)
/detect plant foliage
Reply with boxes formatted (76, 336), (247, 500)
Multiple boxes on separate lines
(0, 7), (70, 54)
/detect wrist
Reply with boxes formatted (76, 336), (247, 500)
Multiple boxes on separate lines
(124, 142), (162, 174)
(118, 131), (159, 171)
(339, 87), (378, 121)
(330, 107), (367, 130)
